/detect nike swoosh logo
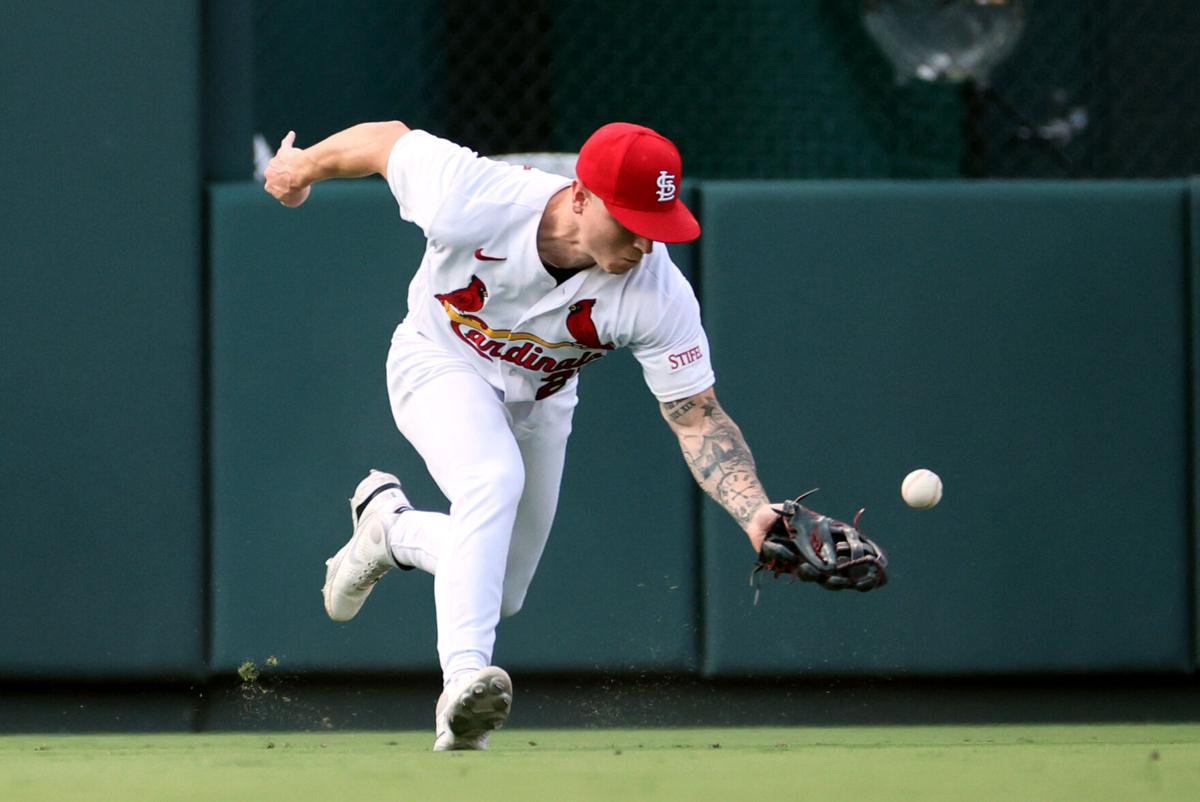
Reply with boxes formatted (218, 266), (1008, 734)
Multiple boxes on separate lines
(474, 248), (505, 261)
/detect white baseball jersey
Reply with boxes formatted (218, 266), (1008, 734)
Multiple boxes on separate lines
(385, 130), (715, 404)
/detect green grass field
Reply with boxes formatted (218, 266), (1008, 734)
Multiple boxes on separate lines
(3, 724), (1198, 802)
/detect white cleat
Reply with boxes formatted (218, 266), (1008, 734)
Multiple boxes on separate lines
(322, 469), (412, 622)
(433, 666), (513, 752)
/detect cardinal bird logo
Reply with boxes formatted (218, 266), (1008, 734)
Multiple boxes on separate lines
(565, 299), (613, 350)
(435, 275), (488, 313)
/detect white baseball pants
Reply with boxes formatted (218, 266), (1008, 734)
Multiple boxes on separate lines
(384, 328), (576, 684)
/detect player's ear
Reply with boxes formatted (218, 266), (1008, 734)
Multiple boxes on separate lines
(571, 180), (590, 214)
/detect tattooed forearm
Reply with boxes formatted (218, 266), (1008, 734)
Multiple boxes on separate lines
(663, 397), (697, 422)
(673, 397), (769, 527)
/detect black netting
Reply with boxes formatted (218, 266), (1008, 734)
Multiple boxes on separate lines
(252, 0), (1200, 179)
(967, 0), (1200, 177)
(251, 0), (441, 146)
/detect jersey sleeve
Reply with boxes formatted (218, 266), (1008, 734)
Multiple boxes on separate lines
(628, 285), (715, 403)
(385, 130), (484, 236)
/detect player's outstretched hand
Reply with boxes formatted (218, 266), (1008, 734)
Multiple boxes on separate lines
(263, 130), (312, 208)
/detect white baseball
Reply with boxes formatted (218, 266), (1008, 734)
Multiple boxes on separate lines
(901, 469), (943, 509)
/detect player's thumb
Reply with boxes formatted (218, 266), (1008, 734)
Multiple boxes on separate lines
(281, 130), (296, 149)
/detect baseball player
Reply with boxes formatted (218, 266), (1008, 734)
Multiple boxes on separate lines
(262, 121), (858, 750)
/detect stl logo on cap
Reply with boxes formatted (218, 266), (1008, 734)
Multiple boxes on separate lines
(576, 122), (700, 243)
(655, 171), (676, 202)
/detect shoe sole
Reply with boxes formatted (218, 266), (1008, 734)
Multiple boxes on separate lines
(321, 540), (353, 621)
(445, 669), (513, 746)
(322, 509), (388, 622)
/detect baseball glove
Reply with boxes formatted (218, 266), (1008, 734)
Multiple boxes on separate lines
(752, 489), (888, 597)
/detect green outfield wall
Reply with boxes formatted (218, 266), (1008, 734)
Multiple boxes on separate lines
(203, 178), (1197, 680)
(3, 1), (1198, 681)
(697, 180), (1194, 676)
(0, 1), (205, 679)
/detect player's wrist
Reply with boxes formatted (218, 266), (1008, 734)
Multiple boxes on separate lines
(741, 501), (778, 552)
(292, 152), (322, 189)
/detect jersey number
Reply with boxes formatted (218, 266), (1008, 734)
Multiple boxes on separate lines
(536, 369), (576, 400)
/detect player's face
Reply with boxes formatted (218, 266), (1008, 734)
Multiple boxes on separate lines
(579, 191), (654, 274)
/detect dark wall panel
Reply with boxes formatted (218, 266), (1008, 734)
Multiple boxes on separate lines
(1191, 176), (1200, 669)
(698, 180), (1192, 676)
(208, 181), (698, 676)
(0, 2), (204, 677)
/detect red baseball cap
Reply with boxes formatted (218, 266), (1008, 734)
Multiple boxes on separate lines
(575, 122), (701, 243)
